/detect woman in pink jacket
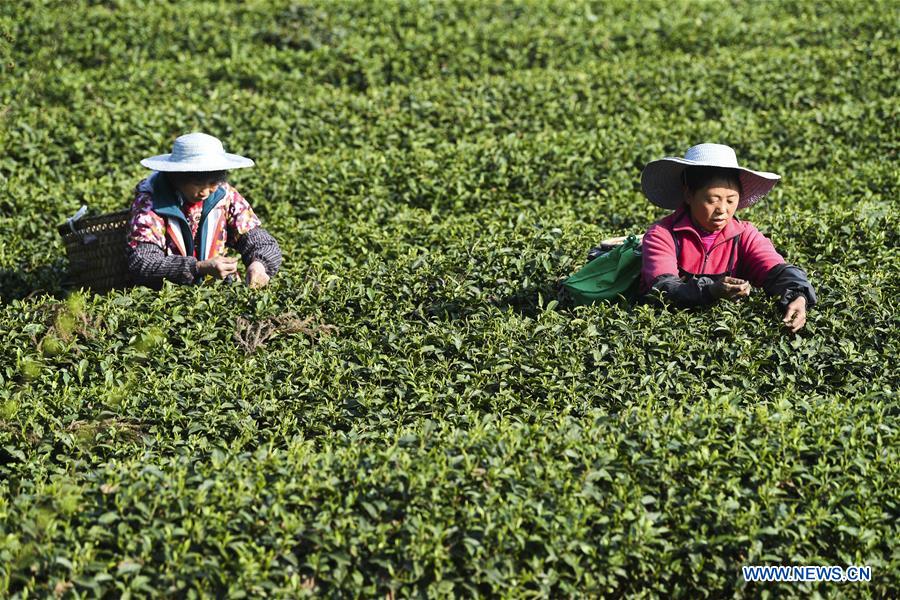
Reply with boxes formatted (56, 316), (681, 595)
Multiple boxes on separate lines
(640, 143), (815, 332)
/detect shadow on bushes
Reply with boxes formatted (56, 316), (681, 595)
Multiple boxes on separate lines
(423, 280), (575, 321)
(0, 261), (67, 303)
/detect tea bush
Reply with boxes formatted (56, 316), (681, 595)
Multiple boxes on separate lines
(0, 0), (897, 597)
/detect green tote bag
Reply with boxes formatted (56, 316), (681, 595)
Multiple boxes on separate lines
(563, 235), (642, 305)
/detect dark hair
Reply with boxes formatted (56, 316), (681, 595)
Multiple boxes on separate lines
(682, 166), (742, 194)
(167, 170), (229, 186)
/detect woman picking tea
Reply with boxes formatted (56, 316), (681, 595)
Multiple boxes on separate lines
(126, 132), (282, 288)
(640, 143), (816, 332)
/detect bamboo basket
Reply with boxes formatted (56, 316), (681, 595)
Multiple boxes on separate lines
(57, 208), (132, 292)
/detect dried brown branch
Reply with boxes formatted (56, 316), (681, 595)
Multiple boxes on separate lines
(66, 417), (143, 441)
(233, 311), (336, 354)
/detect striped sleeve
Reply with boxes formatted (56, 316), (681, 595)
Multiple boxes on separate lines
(126, 243), (199, 287)
(235, 228), (282, 276)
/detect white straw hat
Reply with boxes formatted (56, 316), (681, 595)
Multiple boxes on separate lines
(641, 143), (780, 210)
(140, 132), (255, 172)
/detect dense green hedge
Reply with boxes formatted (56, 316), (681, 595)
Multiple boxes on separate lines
(1, 0), (897, 597)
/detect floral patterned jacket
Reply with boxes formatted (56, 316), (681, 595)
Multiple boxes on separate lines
(126, 172), (282, 286)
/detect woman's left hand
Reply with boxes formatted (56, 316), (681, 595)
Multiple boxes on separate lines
(246, 261), (270, 288)
(783, 296), (807, 333)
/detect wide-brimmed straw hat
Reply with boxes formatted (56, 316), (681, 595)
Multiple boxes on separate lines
(641, 143), (780, 210)
(140, 132), (254, 172)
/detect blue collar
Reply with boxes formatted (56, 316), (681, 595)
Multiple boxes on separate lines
(151, 173), (226, 257)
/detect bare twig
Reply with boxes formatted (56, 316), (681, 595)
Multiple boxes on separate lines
(233, 311), (336, 354)
(66, 417), (143, 441)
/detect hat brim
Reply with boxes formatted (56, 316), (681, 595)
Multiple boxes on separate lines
(140, 153), (255, 172)
(641, 157), (780, 210)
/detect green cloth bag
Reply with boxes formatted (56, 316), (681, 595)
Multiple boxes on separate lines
(563, 235), (642, 305)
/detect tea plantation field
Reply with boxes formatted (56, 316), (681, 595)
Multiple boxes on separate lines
(1, 0), (898, 597)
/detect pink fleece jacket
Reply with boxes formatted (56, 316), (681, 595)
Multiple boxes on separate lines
(640, 207), (785, 292)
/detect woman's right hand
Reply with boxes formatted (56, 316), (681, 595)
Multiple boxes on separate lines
(197, 256), (239, 280)
(710, 276), (751, 300)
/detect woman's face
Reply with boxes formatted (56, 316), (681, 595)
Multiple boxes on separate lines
(174, 178), (222, 204)
(684, 179), (740, 233)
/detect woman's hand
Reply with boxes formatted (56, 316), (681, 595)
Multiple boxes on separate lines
(198, 256), (239, 280)
(783, 295), (807, 333)
(246, 261), (270, 288)
(710, 276), (751, 300)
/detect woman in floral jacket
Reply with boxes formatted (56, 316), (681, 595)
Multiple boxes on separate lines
(126, 132), (282, 288)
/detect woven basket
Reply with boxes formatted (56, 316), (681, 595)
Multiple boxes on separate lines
(57, 209), (132, 292)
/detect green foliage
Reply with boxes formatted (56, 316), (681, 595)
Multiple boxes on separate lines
(0, 0), (898, 597)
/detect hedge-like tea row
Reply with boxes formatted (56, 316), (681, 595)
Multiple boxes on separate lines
(1, 0), (897, 597)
